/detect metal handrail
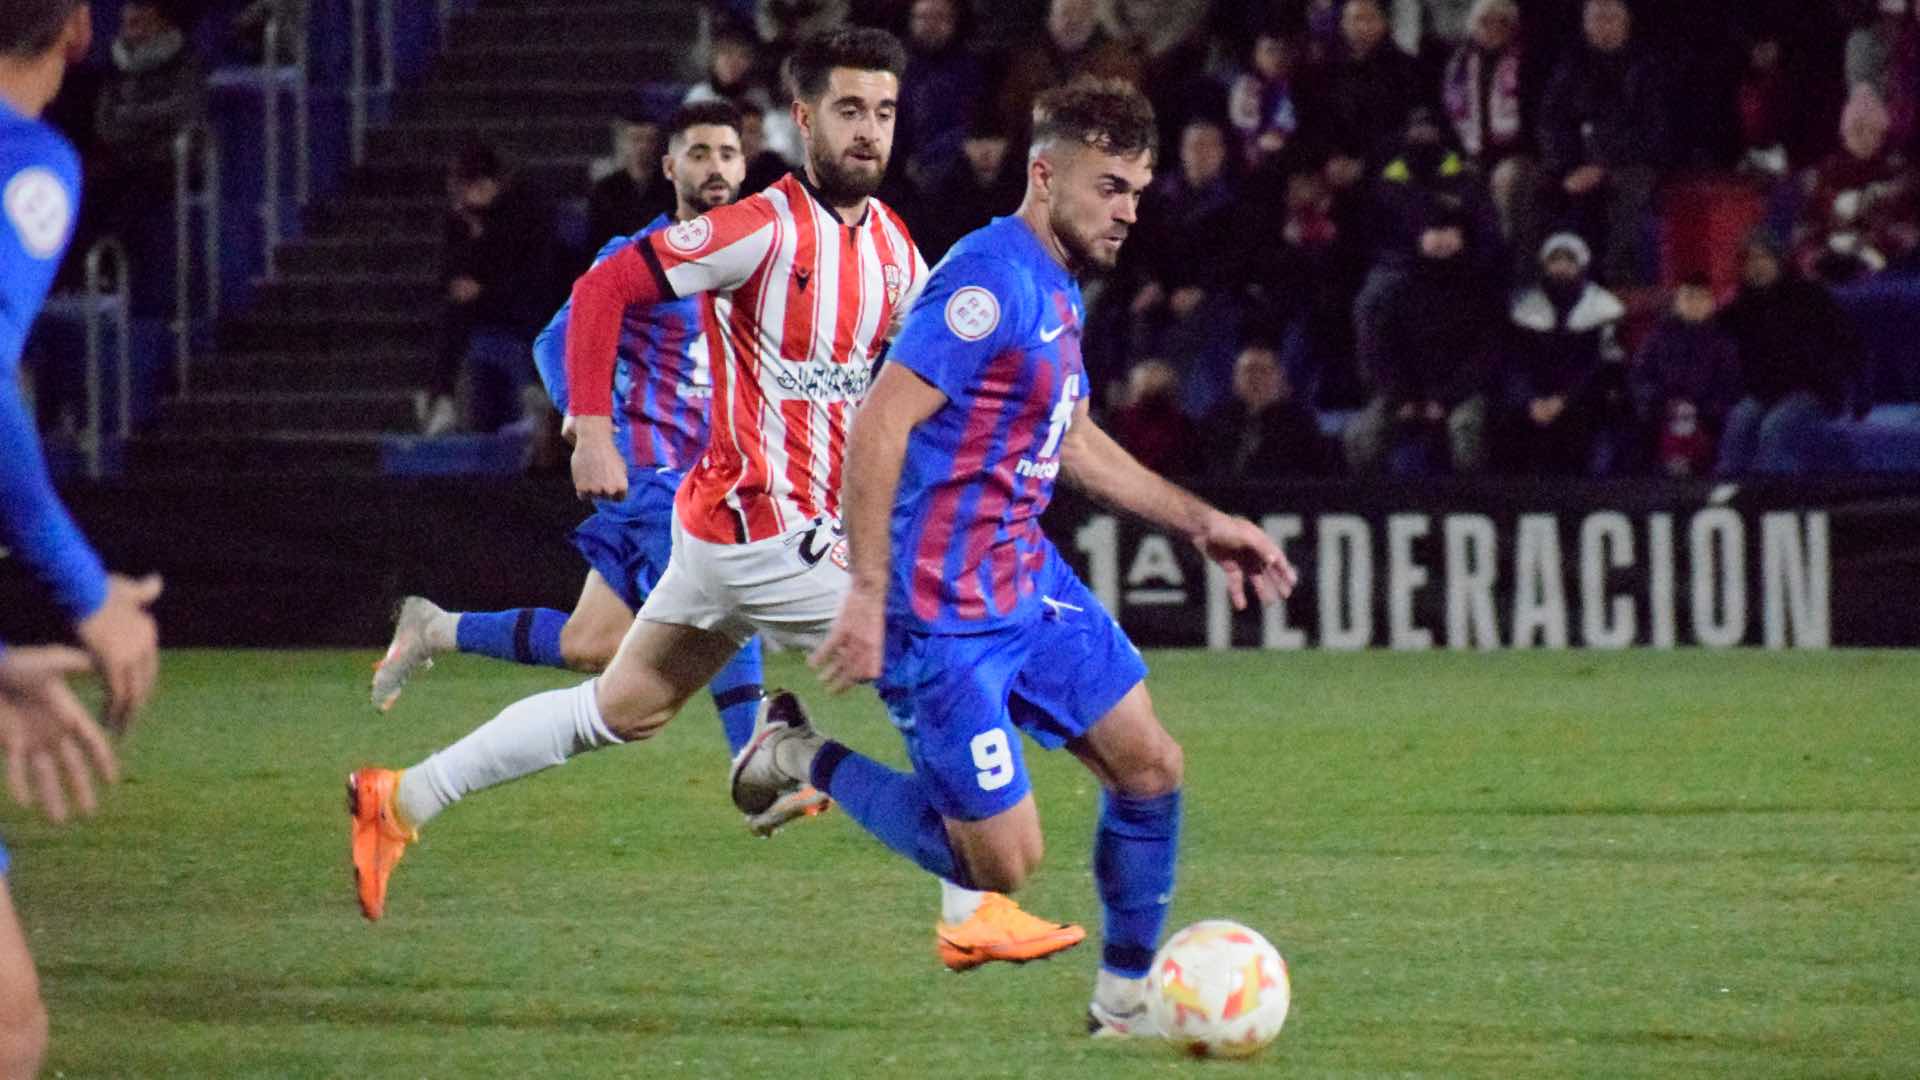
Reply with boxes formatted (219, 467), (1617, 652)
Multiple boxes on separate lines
(348, 0), (396, 165)
(77, 237), (132, 480)
(172, 122), (222, 398)
(256, 0), (313, 277)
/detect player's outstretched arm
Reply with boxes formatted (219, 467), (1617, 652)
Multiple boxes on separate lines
(0, 646), (120, 825)
(74, 574), (162, 734)
(1059, 402), (1296, 610)
(809, 362), (948, 693)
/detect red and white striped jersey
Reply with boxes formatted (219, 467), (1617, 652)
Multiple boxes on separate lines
(565, 173), (927, 545)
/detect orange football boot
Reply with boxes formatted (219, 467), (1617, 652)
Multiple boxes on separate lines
(347, 768), (416, 921)
(936, 893), (1087, 971)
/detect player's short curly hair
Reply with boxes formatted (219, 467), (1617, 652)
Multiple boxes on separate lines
(1031, 77), (1158, 163)
(0, 0), (80, 57)
(782, 26), (907, 103)
(667, 101), (744, 144)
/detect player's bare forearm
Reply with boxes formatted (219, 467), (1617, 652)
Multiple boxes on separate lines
(1059, 404), (1216, 539)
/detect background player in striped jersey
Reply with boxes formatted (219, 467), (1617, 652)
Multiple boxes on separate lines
(363, 102), (822, 831)
(1, 2), (161, 1072)
(729, 78), (1297, 1036)
(348, 28), (1084, 970)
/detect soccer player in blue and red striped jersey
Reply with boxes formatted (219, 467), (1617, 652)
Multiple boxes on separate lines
(730, 78), (1297, 1035)
(369, 102), (778, 781)
(1, 2), (160, 1071)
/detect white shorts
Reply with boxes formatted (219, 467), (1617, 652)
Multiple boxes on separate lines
(637, 513), (850, 649)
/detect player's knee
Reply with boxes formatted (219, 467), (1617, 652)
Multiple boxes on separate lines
(0, 995), (48, 1080)
(1114, 731), (1184, 798)
(558, 621), (618, 674)
(593, 674), (681, 742)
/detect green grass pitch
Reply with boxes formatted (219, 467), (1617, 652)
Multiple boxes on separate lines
(6, 649), (1918, 1077)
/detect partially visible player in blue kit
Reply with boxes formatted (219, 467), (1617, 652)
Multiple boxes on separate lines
(1, 2), (162, 1073)
(367, 101), (820, 833)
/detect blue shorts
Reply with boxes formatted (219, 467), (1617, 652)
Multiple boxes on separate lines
(571, 469), (682, 612)
(874, 555), (1148, 822)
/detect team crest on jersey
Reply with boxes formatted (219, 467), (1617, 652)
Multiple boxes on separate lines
(945, 286), (1000, 342)
(665, 216), (712, 254)
(4, 167), (71, 260)
(883, 263), (905, 305)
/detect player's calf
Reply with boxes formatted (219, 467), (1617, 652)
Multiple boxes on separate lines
(946, 804), (1045, 895)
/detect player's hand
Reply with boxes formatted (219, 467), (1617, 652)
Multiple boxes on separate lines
(0, 646), (121, 824)
(568, 416), (627, 501)
(1194, 511), (1296, 611)
(75, 573), (162, 734)
(809, 584), (886, 694)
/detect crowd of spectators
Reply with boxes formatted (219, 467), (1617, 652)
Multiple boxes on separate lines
(668, 0), (1920, 480)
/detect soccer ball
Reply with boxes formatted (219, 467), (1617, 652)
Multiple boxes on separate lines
(1145, 920), (1290, 1058)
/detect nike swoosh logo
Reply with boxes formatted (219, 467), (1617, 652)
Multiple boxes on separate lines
(1039, 324), (1066, 343)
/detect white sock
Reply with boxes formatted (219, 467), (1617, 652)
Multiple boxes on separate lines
(939, 881), (986, 925)
(394, 679), (622, 829)
(1095, 968), (1148, 1012)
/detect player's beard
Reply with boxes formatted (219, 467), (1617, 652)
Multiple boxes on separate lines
(809, 137), (888, 203)
(1052, 205), (1126, 273)
(682, 172), (738, 210)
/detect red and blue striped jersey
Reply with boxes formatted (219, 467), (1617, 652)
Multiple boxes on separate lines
(886, 216), (1088, 633)
(534, 214), (713, 476)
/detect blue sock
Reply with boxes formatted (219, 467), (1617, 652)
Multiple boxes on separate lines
(455, 609), (568, 668)
(811, 741), (971, 887)
(707, 638), (764, 755)
(1094, 789), (1182, 977)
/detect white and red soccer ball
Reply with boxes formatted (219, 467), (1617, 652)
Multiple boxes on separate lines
(1146, 920), (1291, 1058)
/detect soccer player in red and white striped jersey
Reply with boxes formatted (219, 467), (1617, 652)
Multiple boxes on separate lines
(348, 27), (1085, 969)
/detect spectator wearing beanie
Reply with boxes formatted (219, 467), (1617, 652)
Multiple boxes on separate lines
(1532, 0), (1669, 286)
(1716, 230), (1865, 476)
(1344, 205), (1501, 476)
(1501, 231), (1626, 475)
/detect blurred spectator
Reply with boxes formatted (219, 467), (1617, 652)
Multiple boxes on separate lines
(1099, 0), (1217, 143)
(907, 112), (1021, 262)
(1716, 230), (1865, 475)
(756, 0), (852, 53)
(429, 145), (558, 436)
(895, 0), (983, 188)
(1109, 359), (1202, 477)
(1735, 32), (1792, 177)
(996, 0), (1143, 138)
(687, 20), (804, 166)
(1794, 84), (1920, 285)
(1500, 232), (1626, 476)
(1233, 168), (1371, 408)
(1631, 275), (1741, 477)
(586, 108), (673, 249)
(1532, 0), (1669, 286)
(1226, 24), (1302, 170)
(1442, 0), (1533, 238)
(92, 0), (204, 184)
(1352, 109), (1503, 396)
(1120, 115), (1243, 411)
(848, 0), (911, 35)
(1302, 0), (1425, 194)
(1846, 0), (1920, 140)
(1203, 342), (1336, 479)
(1343, 210), (1499, 475)
(736, 108), (794, 194)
